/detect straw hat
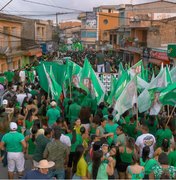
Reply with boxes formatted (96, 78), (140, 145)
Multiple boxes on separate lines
(37, 160), (55, 169)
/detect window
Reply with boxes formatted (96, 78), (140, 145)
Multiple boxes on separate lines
(103, 19), (108, 25)
(108, 9), (111, 13)
(81, 31), (97, 38)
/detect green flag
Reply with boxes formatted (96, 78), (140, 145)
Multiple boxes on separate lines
(170, 66), (176, 83)
(114, 76), (137, 118)
(107, 75), (118, 105)
(138, 67), (169, 114)
(49, 67), (62, 102)
(159, 82), (176, 106)
(129, 60), (142, 75)
(80, 58), (105, 104)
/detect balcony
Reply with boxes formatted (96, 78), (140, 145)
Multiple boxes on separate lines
(119, 38), (147, 54)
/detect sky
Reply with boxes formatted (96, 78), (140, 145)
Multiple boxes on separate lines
(0, 0), (175, 22)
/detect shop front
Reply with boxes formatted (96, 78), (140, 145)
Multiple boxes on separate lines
(148, 48), (170, 66)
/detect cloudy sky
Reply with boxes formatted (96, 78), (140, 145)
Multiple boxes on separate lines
(0, 0), (174, 22)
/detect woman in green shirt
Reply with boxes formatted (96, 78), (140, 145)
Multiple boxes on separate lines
(116, 137), (135, 179)
(156, 119), (173, 148)
(66, 125), (83, 179)
(140, 146), (158, 179)
(25, 125), (37, 168)
(88, 150), (114, 179)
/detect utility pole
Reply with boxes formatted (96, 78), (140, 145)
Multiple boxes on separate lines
(0, 0), (13, 11)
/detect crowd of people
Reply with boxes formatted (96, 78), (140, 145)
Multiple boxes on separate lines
(0, 54), (175, 180)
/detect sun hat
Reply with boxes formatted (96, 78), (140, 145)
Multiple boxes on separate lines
(37, 160), (55, 169)
(10, 122), (18, 130)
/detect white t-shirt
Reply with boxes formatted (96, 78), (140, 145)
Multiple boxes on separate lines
(19, 70), (26, 82)
(17, 93), (32, 106)
(60, 134), (71, 147)
(135, 133), (156, 158)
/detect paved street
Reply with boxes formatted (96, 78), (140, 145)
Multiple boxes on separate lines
(0, 159), (32, 179)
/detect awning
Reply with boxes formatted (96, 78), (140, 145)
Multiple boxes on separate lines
(36, 52), (42, 57)
(25, 48), (42, 56)
(148, 58), (170, 66)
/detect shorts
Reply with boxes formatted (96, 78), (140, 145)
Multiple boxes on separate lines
(67, 152), (75, 168)
(7, 152), (24, 172)
(116, 162), (130, 172)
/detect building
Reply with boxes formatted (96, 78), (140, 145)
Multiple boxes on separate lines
(78, 11), (97, 48)
(0, 13), (24, 72)
(59, 21), (81, 44)
(78, 5), (119, 49)
(0, 13), (54, 72)
(116, 0), (176, 65)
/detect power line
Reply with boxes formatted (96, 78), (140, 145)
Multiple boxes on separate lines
(22, 0), (83, 12)
(0, 0), (13, 11)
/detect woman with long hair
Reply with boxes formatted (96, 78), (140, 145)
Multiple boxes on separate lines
(66, 125), (83, 179)
(116, 137), (135, 179)
(88, 150), (114, 179)
(126, 154), (144, 180)
(156, 118), (173, 148)
(140, 146), (158, 179)
(72, 145), (88, 179)
(25, 125), (38, 168)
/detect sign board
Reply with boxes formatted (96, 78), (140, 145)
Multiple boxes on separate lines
(153, 13), (176, 20)
(167, 44), (176, 58)
(150, 49), (169, 61)
(97, 73), (118, 92)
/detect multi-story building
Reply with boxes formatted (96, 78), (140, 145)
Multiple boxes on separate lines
(59, 21), (81, 44)
(0, 13), (54, 72)
(0, 13), (24, 72)
(116, 0), (176, 65)
(78, 5), (119, 49)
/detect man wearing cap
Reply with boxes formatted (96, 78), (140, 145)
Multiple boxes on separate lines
(0, 122), (26, 179)
(23, 159), (55, 179)
(46, 101), (60, 127)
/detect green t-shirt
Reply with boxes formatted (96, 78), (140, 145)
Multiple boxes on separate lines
(25, 120), (34, 130)
(0, 76), (6, 84)
(4, 71), (14, 83)
(33, 134), (50, 162)
(46, 108), (60, 126)
(88, 162), (108, 179)
(144, 119), (158, 136)
(126, 122), (137, 139)
(140, 158), (158, 175)
(155, 128), (172, 147)
(66, 133), (82, 152)
(68, 103), (81, 123)
(2, 131), (24, 152)
(168, 150), (176, 167)
(96, 53), (105, 65)
(28, 138), (36, 155)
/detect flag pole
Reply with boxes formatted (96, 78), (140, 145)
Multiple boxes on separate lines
(167, 105), (170, 117)
(69, 77), (72, 99)
(166, 105), (176, 126)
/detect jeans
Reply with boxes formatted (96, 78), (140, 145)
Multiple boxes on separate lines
(97, 64), (105, 73)
(49, 169), (65, 179)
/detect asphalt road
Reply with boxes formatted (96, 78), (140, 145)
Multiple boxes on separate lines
(0, 159), (32, 179)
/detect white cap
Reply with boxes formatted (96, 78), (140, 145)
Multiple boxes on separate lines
(2, 99), (8, 105)
(50, 101), (57, 107)
(10, 122), (18, 131)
